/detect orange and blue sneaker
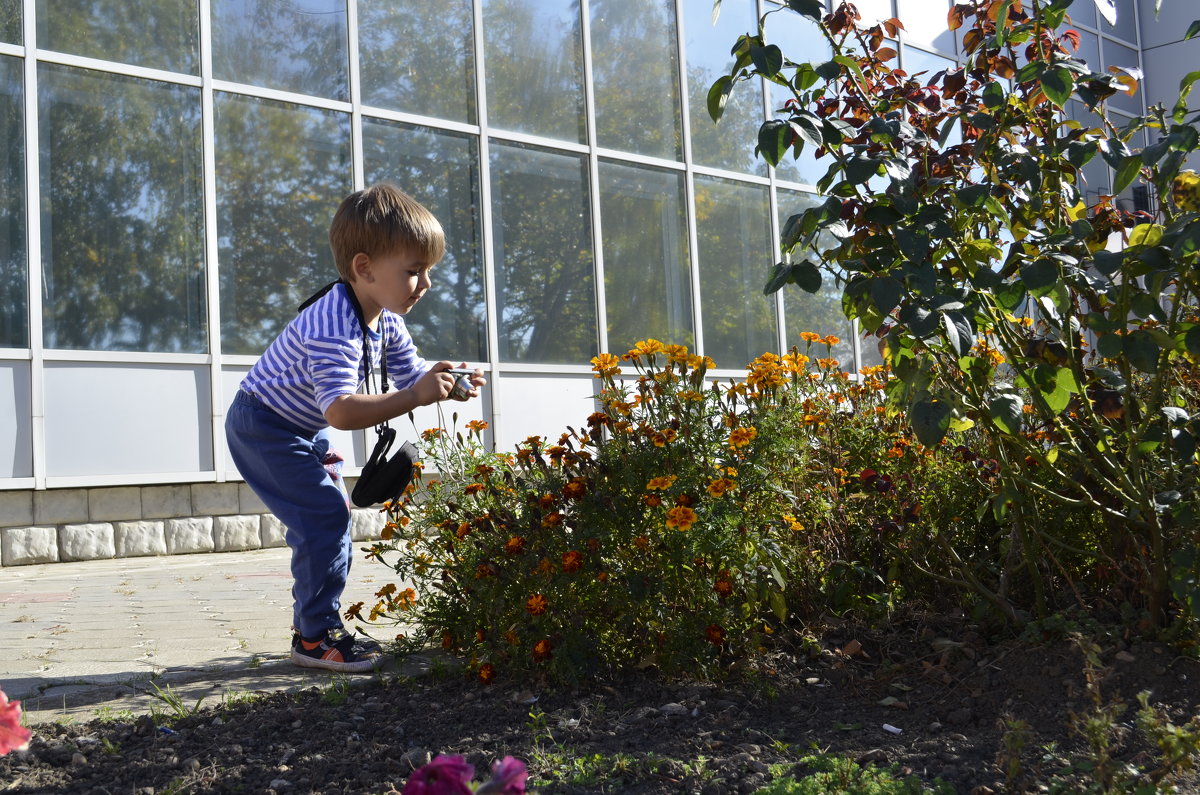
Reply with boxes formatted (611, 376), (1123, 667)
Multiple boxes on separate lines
(290, 626), (383, 673)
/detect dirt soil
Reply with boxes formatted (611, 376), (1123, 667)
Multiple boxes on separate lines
(4, 615), (1199, 794)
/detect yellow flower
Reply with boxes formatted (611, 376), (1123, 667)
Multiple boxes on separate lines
(799, 331), (821, 343)
(646, 475), (678, 490)
(630, 339), (665, 358)
(706, 478), (734, 497)
(784, 352), (810, 371)
(665, 344), (690, 364)
(590, 353), (622, 377)
(666, 505), (698, 531)
(727, 426), (758, 448)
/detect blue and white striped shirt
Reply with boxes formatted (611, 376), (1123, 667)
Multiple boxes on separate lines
(240, 283), (429, 434)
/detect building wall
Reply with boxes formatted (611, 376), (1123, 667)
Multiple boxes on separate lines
(0, 0), (1192, 565)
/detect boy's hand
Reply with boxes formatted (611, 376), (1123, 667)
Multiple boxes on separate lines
(443, 362), (487, 402)
(413, 362), (487, 405)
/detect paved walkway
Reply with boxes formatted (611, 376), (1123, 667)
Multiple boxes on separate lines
(0, 547), (424, 725)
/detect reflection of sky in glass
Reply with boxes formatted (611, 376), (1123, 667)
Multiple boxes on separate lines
(482, 0), (586, 144)
(0, 54), (25, 347)
(38, 0), (199, 74)
(896, 0), (955, 55)
(0, 0), (18, 44)
(363, 120), (486, 362)
(684, 0), (765, 175)
(1100, 0), (1137, 43)
(854, 0), (893, 26)
(1073, 28), (1101, 70)
(599, 160), (692, 353)
(212, 0), (348, 100)
(765, 7), (829, 187)
(901, 46), (955, 83)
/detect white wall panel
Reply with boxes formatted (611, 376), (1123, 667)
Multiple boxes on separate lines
(43, 363), (211, 478)
(0, 361), (33, 479)
(493, 373), (598, 454)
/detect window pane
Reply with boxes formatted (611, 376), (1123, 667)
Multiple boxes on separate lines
(902, 46), (956, 83)
(765, 7), (829, 186)
(483, 0), (585, 144)
(39, 65), (205, 352)
(0, 0), (20, 44)
(1103, 40), (1142, 115)
(684, 0), (765, 175)
(897, 0), (955, 55)
(598, 160), (692, 354)
(358, 0), (475, 122)
(590, 0), (682, 160)
(854, 0), (893, 26)
(38, 0), (199, 74)
(363, 120), (487, 362)
(0, 55), (25, 347)
(1101, 0), (1137, 43)
(212, 0), (348, 100)
(490, 142), (596, 364)
(216, 94), (351, 355)
(778, 191), (853, 369)
(695, 176), (775, 367)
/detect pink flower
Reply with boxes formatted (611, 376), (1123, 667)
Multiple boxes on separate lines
(402, 754), (475, 795)
(0, 688), (32, 755)
(477, 757), (528, 794)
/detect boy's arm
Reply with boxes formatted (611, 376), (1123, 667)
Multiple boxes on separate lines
(323, 362), (458, 431)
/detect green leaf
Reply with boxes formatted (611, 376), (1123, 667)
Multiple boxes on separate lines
(758, 120), (792, 167)
(711, 0), (721, 25)
(1093, 250), (1124, 277)
(870, 276), (904, 317)
(1096, 333), (1124, 359)
(750, 43), (784, 77)
(1041, 67), (1074, 107)
(833, 54), (865, 84)
(1113, 155), (1143, 195)
(910, 398), (951, 447)
(1174, 71), (1200, 122)
(1128, 223), (1164, 248)
(982, 80), (1006, 109)
(786, 0), (825, 22)
(989, 392), (1024, 435)
(1020, 259), (1059, 295)
(957, 184), (991, 207)
(765, 262), (793, 295)
(707, 75), (733, 122)
(1186, 326), (1200, 357)
(791, 111), (824, 148)
(1187, 20), (1200, 40)
(1131, 292), (1167, 321)
(1125, 330), (1160, 373)
(942, 311), (974, 356)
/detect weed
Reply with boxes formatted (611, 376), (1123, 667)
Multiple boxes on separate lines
(321, 674), (351, 706)
(148, 682), (207, 720)
(753, 753), (954, 794)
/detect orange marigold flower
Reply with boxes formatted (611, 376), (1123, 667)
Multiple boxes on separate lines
(466, 419), (489, 433)
(799, 331), (821, 343)
(705, 624), (726, 646)
(376, 583), (398, 598)
(713, 578), (734, 598)
(381, 522), (397, 540)
(586, 411), (611, 428)
(475, 563), (497, 579)
(591, 353), (622, 377)
(666, 505), (698, 531)
(478, 663), (495, 684)
(822, 334), (841, 346)
(541, 511), (564, 528)
(688, 354), (714, 370)
(586, 538), (600, 552)
(526, 593), (548, 616)
(397, 588), (417, 609)
(597, 571), (608, 582)
(537, 493), (557, 510)
(343, 601), (364, 621)
(642, 493), (664, 508)
(728, 426), (758, 448)
(456, 522), (472, 540)
(464, 483), (485, 495)
(476, 629), (487, 643)
(421, 427), (446, 441)
(633, 535), (650, 550)
(706, 478), (733, 497)
(442, 631), (454, 650)
(535, 557), (556, 575)
(503, 630), (520, 645)
(505, 536), (526, 556)
(562, 477), (587, 499)
(630, 339), (665, 357)
(675, 493), (695, 507)
(665, 344), (690, 363)
(532, 639), (554, 662)
(817, 357), (840, 369)
(646, 475), (677, 490)
(561, 550), (583, 573)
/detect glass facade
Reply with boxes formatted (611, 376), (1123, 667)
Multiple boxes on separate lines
(0, 0), (1163, 489)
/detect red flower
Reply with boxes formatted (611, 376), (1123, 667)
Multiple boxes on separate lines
(705, 624), (726, 646)
(403, 754), (475, 795)
(0, 689), (31, 755)
(477, 663), (495, 685)
(561, 550), (583, 573)
(532, 639), (553, 662)
(478, 756), (528, 794)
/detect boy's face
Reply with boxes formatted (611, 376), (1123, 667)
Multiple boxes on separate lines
(356, 249), (434, 317)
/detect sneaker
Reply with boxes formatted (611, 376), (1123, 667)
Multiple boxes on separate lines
(291, 627), (383, 673)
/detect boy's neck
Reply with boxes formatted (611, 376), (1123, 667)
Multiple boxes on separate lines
(346, 280), (382, 331)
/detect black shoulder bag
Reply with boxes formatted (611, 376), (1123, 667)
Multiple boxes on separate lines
(299, 281), (420, 507)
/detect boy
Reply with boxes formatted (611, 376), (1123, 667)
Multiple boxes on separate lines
(225, 183), (485, 672)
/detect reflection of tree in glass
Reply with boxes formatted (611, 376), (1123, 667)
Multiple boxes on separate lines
(37, 0), (198, 74)
(482, 0), (586, 144)
(0, 55), (25, 347)
(363, 121), (487, 362)
(694, 176), (777, 369)
(211, 0), (348, 101)
(589, 0), (682, 160)
(490, 143), (596, 364)
(39, 65), (206, 352)
(0, 0), (19, 44)
(598, 161), (693, 355)
(215, 94), (351, 355)
(358, 0), (476, 123)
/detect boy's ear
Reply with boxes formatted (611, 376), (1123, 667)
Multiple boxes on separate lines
(350, 252), (372, 282)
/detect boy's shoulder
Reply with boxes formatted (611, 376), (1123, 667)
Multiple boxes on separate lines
(292, 284), (358, 338)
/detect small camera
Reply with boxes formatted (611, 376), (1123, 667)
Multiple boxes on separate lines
(446, 367), (476, 401)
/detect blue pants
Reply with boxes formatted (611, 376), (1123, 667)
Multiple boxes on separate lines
(225, 390), (352, 639)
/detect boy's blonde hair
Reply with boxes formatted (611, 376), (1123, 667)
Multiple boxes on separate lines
(329, 183), (445, 281)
